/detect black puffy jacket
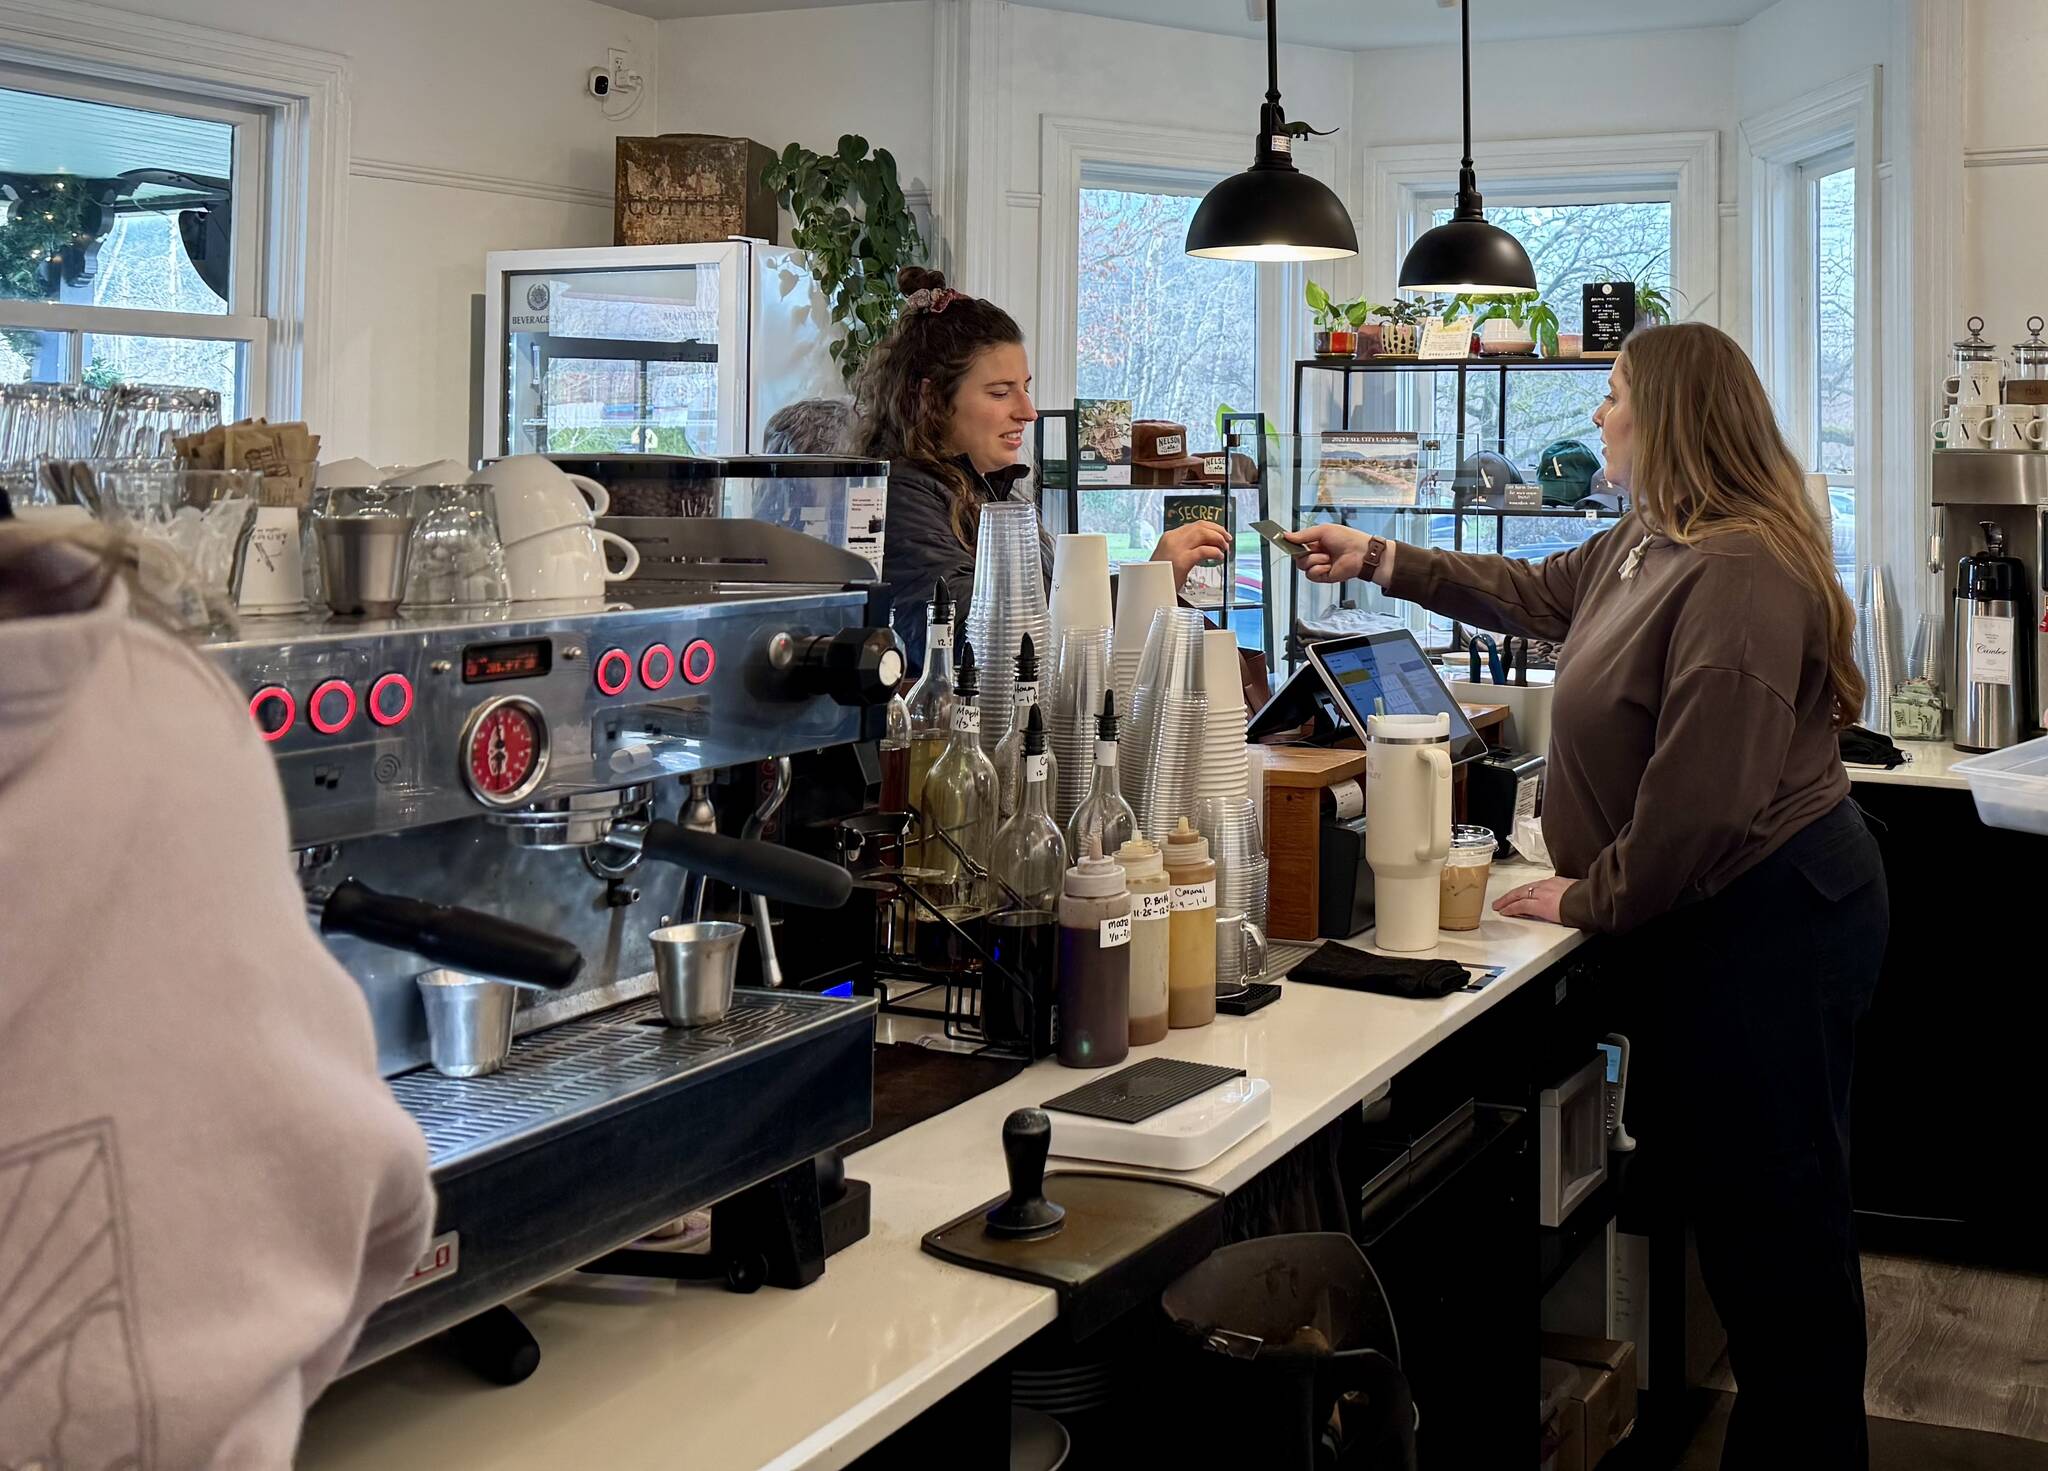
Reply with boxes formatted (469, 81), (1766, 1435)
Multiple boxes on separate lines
(882, 455), (1054, 671)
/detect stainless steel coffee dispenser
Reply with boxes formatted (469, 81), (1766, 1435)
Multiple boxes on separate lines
(1932, 451), (2047, 747)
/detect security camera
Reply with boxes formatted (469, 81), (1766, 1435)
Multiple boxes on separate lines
(586, 67), (612, 99)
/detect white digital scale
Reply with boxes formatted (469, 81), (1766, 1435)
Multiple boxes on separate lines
(1046, 1075), (1273, 1171)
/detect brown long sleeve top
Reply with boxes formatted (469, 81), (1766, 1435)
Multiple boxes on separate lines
(1384, 514), (1849, 933)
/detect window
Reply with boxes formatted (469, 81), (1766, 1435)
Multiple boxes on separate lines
(0, 72), (270, 418)
(1074, 178), (1265, 655)
(1808, 158), (1857, 584)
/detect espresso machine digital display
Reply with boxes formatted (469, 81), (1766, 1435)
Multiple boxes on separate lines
(463, 638), (552, 683)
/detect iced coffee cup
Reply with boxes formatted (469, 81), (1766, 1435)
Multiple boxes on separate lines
(1438, 825), (1498, 932)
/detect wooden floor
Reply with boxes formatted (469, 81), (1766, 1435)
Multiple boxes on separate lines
(1699, 1251), (2048, 1444)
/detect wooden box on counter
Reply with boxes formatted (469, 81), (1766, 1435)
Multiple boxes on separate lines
(1261, 704), (1508, 943)
(615, 134), (779, 245)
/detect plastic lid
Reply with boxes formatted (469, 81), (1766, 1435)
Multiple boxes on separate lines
(1114, 835), (1164, 881)
(1065, 832), (1129, 898)
(1163, 816), (1210, 866)
(1016, 630), (1040, 683)
(1096, 689), (1119, 740)
(956, 640), (979, 699)
(2016, 317), (2048, 363)
(1024, 703), (1046, 756)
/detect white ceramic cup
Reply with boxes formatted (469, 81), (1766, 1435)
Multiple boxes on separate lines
(381, 459), (474, 487)
(233, 504), (308, 612)
(1945, 366), (2003, 407)
(1991, 404), (2047, 450)
(471, 456), (610, 543)
(316, 456), (383, 489)
(1935, 408), (1992, 449)
(503, 523), (640, 600)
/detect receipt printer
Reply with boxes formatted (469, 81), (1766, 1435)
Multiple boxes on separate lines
(1468, 748), (1546, 857)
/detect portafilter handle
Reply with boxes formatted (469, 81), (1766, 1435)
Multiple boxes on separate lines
(608, 820), (854, 911)
(310, 878), (585, 990)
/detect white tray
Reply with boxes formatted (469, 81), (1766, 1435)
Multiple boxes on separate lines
(1047, 1076), (1272, 1171)
(1953, 735), (2048, 836)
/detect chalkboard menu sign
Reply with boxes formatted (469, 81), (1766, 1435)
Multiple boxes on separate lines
(1582, 282), (1636, 358)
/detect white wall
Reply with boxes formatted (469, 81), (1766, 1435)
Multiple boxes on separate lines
(1961, 0), (2048, 342)
(99, 0), (661, 465)
(1733, 0), (1890, 121)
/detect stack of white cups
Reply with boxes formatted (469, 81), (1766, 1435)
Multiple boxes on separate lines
(1195, 629), (1251, 802)
(462, 455), (639, 602)
(1111, 560), (1176, 718)
(1195, 628), (1267, 990)
(1049, 534), (1113, 653)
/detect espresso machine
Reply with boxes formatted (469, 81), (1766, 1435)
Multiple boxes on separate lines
(200, 521), (900, 1373)
(1932, 451), (2047, 746)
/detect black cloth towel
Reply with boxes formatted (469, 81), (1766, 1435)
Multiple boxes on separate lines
(1286, 943), (1469, 999)
(1839, 725), (1907, 769)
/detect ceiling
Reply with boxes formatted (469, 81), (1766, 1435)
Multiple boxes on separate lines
(612, 0), (1779, 49)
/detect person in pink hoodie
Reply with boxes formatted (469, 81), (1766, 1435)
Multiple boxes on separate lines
(0, 524), (433, 1466)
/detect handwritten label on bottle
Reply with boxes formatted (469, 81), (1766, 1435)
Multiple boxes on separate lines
(1016, 682), (1038, 707)
(1171, 881), (1216, 912)
(1970, 615), (2015, 686)
(1025, 753), (1048, 784)
(1096, 740), (1118, 767)
(1136, 890), (1172, 922)
(1100, 914), (1132, 948)
(953, 705), (981, 734)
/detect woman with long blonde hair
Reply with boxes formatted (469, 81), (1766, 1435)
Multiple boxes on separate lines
(1290, 322), (1886, 1467)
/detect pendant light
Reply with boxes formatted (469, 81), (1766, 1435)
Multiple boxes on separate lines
(1185, 0), (1357, 263)
(1396, 0), (1536, 296)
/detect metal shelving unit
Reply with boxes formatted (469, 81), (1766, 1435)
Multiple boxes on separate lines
(1286, 354), (1622, 664)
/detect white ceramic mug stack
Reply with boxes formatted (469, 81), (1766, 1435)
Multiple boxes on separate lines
(1990, 405), (2047, 450)
(468, 455), (638, 600)
(1111, 560), (1176, 717)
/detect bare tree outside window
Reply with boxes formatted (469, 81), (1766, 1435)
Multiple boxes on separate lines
(1814, 166), (1856, 583)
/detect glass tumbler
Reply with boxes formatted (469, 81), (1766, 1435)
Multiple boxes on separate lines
(404, 482), (509, 609)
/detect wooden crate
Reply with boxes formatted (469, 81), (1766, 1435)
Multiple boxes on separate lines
(614, 134), (779, 246)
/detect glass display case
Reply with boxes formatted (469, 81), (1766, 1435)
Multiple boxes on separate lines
(482, 242), (842, 460)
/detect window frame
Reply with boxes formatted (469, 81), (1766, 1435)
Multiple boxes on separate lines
(1742, 68), (1880, 584)
(0, 0), (350, 428)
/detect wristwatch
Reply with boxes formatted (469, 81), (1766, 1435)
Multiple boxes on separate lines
(1361, 535), (1389, 583)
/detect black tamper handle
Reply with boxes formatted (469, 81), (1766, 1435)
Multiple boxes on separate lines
(984, 1108), (1066, 1239)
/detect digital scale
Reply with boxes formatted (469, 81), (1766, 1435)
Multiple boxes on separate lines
(1041, 1060), (1273, 1171)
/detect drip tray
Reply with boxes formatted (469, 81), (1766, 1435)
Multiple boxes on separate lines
(353, 989), (876, 1370)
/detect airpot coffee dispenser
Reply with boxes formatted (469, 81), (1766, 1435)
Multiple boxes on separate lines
(1952, 520), (2034, 752)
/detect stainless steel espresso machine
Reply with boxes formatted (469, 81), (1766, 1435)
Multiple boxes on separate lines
(200, 521), (900, 1375)
(1933, 451), (2047, 748)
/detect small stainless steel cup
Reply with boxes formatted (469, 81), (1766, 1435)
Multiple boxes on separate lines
(318, 514), (416, 617)
(650, 921), (745, 1027)
(416, 969), (517, 1077)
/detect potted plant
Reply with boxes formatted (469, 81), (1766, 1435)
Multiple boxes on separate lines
(1306, 281), (1366, 357)
(1452, 293), (1562, 358)
(1369, 297), (1439, 357)
(1634, 279), (1675, 326)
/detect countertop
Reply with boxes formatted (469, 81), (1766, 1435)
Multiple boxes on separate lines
(1845, 739), (1974, 792)
(298, 862), (1583, 1471)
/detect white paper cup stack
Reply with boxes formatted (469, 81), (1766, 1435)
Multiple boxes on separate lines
(1111, 560), (1176, 717)
(1196, 627), (1251, 803)
(1123, 607), (1208, 843)
(1049, 534), (1113, 654)
(964, 502), (1052, 755)
(1051, 625), (1114, 827)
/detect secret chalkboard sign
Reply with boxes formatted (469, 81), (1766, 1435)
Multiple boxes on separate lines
(1582, 282), (1636, 358)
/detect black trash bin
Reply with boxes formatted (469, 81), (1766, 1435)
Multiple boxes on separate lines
(1160, 1232), (1416, 1470)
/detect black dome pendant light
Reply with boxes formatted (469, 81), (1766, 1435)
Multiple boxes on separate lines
(1396, 0), (1536, 296)
(1185, 0), (1357, 262)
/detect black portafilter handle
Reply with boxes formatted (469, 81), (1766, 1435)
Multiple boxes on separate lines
(632, 821), (854, 910)
(984, 1108), (1065, 1239)
(317, 879), (585, 991)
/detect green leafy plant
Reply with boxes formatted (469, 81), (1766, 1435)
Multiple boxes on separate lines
(1634, 279), (1675, 325)
(1370, 297), (1443, 328)
(0, 175), (106, 300)
(1304, 280), (1370, 332)
(761, 135), (927, 388)
(1445, 293), (1562, 357)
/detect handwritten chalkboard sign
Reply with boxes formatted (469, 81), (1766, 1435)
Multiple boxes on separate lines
(1582, 282), (1636, 358)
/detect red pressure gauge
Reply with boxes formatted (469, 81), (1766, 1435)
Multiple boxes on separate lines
(459, 696), (549, 807)
(640, 642), (676, 690)
(595, 647), (632, 697)
(249, 685), (295, 742)
(681, 638), (717, 685)
(308, 679), (358, 736)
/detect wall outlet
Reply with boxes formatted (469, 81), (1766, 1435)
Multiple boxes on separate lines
(608, 47), (631, 76)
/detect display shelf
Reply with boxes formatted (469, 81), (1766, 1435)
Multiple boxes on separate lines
(1299, 355), (1611, 374)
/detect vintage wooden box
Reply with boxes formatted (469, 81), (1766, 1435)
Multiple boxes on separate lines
(614, 134), (779, 246)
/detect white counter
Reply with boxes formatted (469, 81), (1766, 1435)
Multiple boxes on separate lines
(298, 862), (1583, 1471)
(1845, 739), (1974, 792)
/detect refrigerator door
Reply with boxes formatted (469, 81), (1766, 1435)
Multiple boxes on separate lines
(483, 243), (745, 459)
(748, 245), (845, 449)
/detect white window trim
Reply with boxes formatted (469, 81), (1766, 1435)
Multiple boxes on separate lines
(1742, 66), (1880, 576)
(1364, 132), (1720, 325)
(0, 0), (349, 428)
(1038, 113), (1344, 436)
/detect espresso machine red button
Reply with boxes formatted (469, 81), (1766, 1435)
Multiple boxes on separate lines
(595, 647), (632, 696)
(249, 686), (296, 742)
(640, 643), (676, 690)
(308, 678), (358, 735)
(368, 672), (414, 726)
(681, 639), (717, 685)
